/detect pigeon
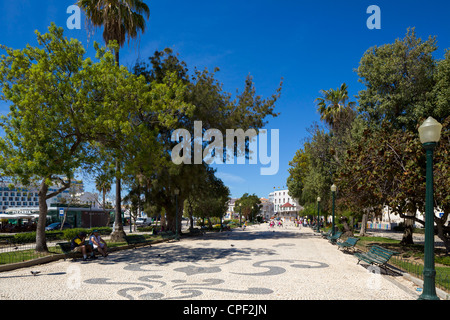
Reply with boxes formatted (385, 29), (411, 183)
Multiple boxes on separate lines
(230, 244), (234, 247)
(30, 271), (40, 276)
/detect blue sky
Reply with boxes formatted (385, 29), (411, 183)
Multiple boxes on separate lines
(1, 0), (450, 199)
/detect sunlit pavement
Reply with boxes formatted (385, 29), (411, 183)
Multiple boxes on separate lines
(0, 223), (420, 300)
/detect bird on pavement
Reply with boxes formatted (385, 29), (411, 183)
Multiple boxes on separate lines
(30, 271), (40, 276)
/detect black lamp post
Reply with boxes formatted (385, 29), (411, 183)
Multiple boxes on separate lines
(331, 184), (337, 236)
(316, 197), (321, 232)
(418, 116), (442, 300)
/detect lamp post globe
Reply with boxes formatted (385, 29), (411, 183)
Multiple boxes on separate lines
(418, 117), (441, 300)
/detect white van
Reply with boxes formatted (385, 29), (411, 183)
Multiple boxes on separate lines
(136, 217), (152, 226)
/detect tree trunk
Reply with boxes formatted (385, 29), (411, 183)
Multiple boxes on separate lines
(109, 50), (126, 243)
(400, 212), (415, 245)
(36, 181), (49, 252)
(359, 213), (368, 236)
(340, 216), (353, 237)
(207, 216), (213, 229)
(103, 189), (111, 226)
(435, 217), (450, 254)
(188, 200), (194, 230)
(110, 170), (126, 242)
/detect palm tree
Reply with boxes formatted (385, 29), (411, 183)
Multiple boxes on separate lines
(77, 0), (150, 241)
(315, 83), (355, 130)
(95, 172), (112, 211)
(77, 0), (150, 65)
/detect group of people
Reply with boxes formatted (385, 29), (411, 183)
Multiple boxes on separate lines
(293, 217), (324, 228)
(268, 219), (284, 228)
(0, 220), (37, 233)
(70, 229), (108, 261)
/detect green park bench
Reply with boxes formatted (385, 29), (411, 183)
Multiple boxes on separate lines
(337, 237), (359, 252)
(125, 235), (153, 248)
(158, 231), (176, 240)
(56, 242), (77, 260)
(321, 230), (332, 238)
(57, 241), (100, 260)
(354, 245), (399, 272)
(327, 231), (343, 244)
(189, 228), (205, 236)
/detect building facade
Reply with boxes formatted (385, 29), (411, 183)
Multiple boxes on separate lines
(269, 189), (302, 220)
(0, 180), (106, 228)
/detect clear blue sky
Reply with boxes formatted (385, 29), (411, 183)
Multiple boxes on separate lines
(1, 0), (450, 199)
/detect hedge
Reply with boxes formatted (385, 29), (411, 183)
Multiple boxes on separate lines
(0, 227), (112, 244)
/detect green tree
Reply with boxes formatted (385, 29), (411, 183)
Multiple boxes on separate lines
(337, 118), (450, 249)
(187, 167), (230, 229)
(0, 25), (101, 251)
(433, 50), (450, 120)
(235, 193), (261, 222)
(356, 28), (438, 131)
(286, 148), (309, 201)
(131, 49), (282, 233)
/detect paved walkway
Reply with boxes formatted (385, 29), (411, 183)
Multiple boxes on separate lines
(0, 224), (422, 300)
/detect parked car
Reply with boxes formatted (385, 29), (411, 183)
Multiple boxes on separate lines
(135, 217), (152, 227)
(45, 222), (72, 231)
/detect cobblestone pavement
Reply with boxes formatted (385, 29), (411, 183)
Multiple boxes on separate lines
(0, 224), (422, 300)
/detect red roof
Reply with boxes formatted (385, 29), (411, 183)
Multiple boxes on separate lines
(281, 202), (294, 208)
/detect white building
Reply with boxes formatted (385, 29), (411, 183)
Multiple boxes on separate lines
(0, 179), (96, 215)
(259, 198), (274, 221)
(225, 198), (239, 220)
(268, 189), (302, 220)
(366, 206), (449, 230)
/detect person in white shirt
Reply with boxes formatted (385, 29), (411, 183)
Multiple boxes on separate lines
(89, 230), (108, 257)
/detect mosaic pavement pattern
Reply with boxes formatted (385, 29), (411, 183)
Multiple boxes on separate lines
(0, 225), (420, 300)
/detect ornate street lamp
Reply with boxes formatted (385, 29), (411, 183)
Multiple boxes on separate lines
(418, 116), (442, 300)
(331, 184), (337, 236)
(174, 188), (180, 240)
(316, 197), (321, 232)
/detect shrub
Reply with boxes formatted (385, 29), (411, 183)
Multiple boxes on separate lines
(137, 226), (154, 233)
(13, 232), (36, 244)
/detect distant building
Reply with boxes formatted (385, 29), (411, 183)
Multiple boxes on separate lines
(269, 189), (303, 220)
(0, 180), (107, 228)
(259, 198), (273, 220)
(225, 198), (239, 220)
(0, 180), (71, 214)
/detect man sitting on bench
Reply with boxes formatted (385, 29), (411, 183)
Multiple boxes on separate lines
(71, 231), (97, 261)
